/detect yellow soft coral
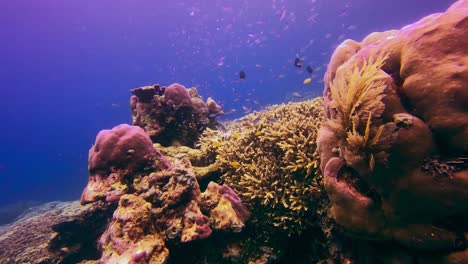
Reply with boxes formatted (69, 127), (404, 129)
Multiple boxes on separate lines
(328, 52), (388, 133)
(327, 52), (390, 172)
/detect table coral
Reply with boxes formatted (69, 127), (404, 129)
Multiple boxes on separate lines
(130, 83), (224, 147)
(319, 0), (468, 261)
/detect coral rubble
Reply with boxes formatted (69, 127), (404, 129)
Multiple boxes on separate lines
(319, 0), (468, 262)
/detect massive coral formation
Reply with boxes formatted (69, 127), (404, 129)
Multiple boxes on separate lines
(201, 98), (325, 237)
(319, 0), (468, 262)
(81, 124), (164, 205)
(130, 83), (224, 147)
(79, 123), (250, 263)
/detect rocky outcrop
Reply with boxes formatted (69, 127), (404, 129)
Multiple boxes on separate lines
(130, 83), (224, 147)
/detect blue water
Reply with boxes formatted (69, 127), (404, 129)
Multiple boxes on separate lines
(0, 0), (455, 208)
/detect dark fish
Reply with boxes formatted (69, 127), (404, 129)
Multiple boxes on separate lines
(306, 65), (314, 74)
(294, 57), (303, 68)
(239, 70), (246, 79)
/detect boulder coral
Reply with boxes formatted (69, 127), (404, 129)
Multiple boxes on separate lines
(318, 0), (468, 261)
(130, 83), (224, 147)
(81, 124), (162, 205)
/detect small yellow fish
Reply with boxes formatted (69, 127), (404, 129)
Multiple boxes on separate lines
(254, 131), (262, 136)
(230, 161), (240, 168)
(303, 77), (312, 84)
(232, 132), (240, 139)
(213, 141), (222, 148)
(250, 164), (256, 170)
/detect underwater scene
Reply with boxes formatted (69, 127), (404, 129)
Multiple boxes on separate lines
(0, 0), (467, 263)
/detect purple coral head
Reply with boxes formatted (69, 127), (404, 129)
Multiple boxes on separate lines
(195, 224), (212, 240)
(206, 97), (224, 117)
(164, 83), (192, 110)
(219, 184), (251, 222)
(88, 124), (156, 174)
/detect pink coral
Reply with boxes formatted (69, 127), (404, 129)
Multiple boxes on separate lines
(200, 182), (250, 232)
(81, 124), (157, 204)
(319, 0), (468, 261)
(164, 83), (193, 110)
(130, 83), (224, 147)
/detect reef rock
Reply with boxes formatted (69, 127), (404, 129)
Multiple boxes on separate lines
(0, 201), (112, 264)
(99, 194), (169, 264)
(76, 119), (251, 263)
(130, 83), (224, 147)
(319, 0), (468, 262)
(200, 182), (251, 232)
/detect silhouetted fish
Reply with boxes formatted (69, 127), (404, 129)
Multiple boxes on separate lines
(294, 57), (303, 68)
(239, 70), (245, 80)
(239, 70), (246, 79)
(306, 65), (314, 73)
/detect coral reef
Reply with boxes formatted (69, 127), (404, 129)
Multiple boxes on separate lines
(319, 0), (468, 262)
(130, 83), (224, 147)
(204, 98), (325, 237)
(80, 125), (250, 263)
(3, 2), (467, 262)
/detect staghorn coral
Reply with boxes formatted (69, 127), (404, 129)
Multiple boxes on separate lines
(153, 143), (220, 182)
(206, 98), (324, 237)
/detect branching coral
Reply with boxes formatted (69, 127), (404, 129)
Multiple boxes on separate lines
(203, 98), (324, 236)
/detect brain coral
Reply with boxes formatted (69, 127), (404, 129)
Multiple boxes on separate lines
(202, 98), (325, 237)
(318, 0), (468, 261)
